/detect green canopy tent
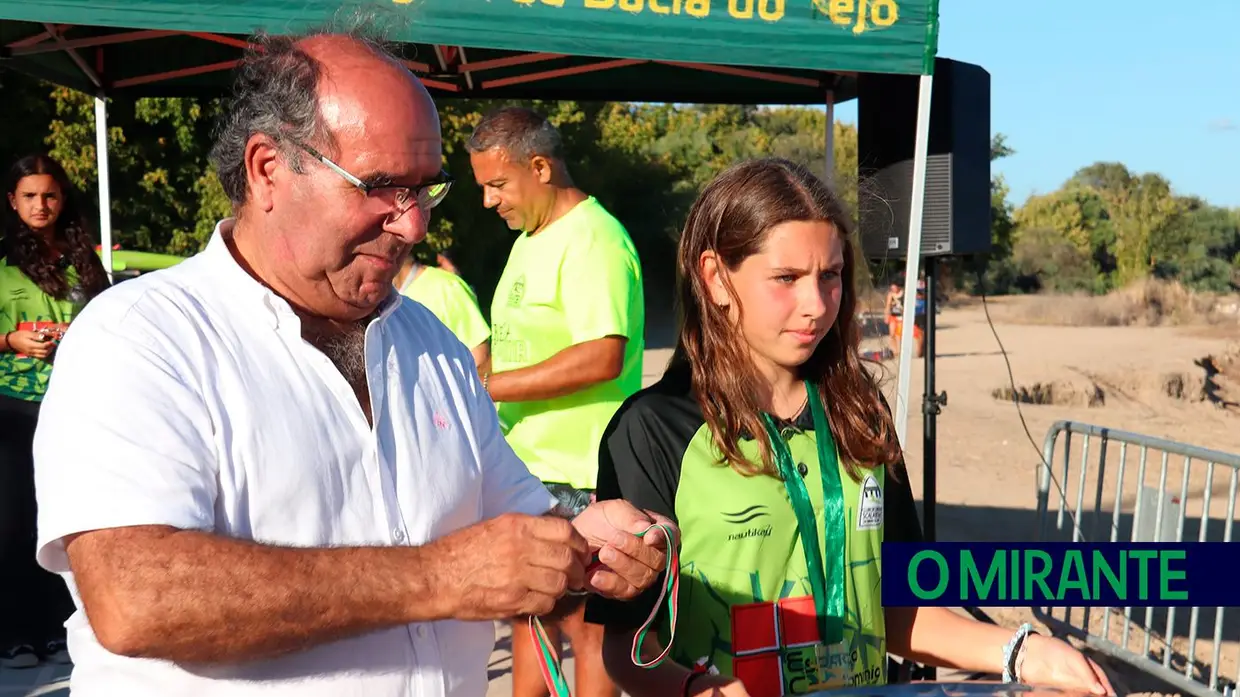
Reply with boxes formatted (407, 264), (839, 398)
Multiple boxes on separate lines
(0, 0), (941, 445)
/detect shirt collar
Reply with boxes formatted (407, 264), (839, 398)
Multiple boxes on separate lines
(204, 218), (403, 331)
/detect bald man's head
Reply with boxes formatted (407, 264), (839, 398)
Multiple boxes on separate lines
(209, 29), (437, 209)
(208, 28), (449, 321)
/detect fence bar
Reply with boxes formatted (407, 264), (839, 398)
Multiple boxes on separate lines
(1076, 435), (1092, 630)
(1124, 444), (1150, 653)
(1211, 469), (1238, 691)
(1186, 462), (1214, 680)
(1034, 421), (1240, 697)
(1165, 457), (1192, 669)
(1145, 451), (1170, 660)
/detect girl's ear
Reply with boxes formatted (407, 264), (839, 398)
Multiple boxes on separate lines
(699, 250), (730, 307)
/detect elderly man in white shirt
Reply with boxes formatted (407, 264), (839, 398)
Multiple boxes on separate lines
(30, 28), (672, 697)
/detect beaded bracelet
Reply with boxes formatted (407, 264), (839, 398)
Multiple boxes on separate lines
(1002, 622), (1036, 683)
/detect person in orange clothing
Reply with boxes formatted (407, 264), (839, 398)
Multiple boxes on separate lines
(884, 272), (925, 358)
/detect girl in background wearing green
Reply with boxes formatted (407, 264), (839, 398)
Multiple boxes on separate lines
(1, 154), (109, 668)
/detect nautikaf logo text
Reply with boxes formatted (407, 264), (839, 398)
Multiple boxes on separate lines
(722, 504), (773, 541)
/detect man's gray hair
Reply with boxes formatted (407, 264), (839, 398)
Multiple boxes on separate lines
(466, 107), (565, 164)
(209, 16), (403, 207)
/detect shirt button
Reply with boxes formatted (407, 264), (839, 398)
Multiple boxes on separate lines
(394, 529), (406, 542)
(415, 625), (427, 638)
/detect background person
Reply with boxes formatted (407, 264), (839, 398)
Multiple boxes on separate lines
(436, 250), (460, 276)
(885, 272), (925, 359)
(587, 158), (1113, 697)
(0, 153), (109, 668)
(468, 106), (646, 697)
(883, 275), (904, 357)
(394, 251), (490, 369)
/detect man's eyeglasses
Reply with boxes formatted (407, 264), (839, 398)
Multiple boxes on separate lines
(292, 141), (453, 219)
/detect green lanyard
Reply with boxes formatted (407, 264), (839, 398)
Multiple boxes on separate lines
(759, 380), (846, 646)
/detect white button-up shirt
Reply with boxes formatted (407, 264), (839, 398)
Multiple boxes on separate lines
(33, 220), (555, 697)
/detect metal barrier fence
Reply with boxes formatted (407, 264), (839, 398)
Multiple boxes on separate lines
(1033, 421), (1240, 697)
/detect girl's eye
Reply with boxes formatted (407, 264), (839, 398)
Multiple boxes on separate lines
(822, 270), (841, 280)
(776, 275), (797, 284)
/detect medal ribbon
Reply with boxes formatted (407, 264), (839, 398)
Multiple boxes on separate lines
(759, 380), (846, 645)
(530, 523), (680, 697)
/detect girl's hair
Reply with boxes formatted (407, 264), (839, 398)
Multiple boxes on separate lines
(3, 154), (109, 302)
(672, 157), (903, 482)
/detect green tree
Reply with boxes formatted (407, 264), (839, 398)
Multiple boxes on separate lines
(1068, 162), (1182, 285)
(45, 88), (226, 255)
(1012, 186), (1117, 287)
(988, 134), (1016, 259)
(0, 70), (56, 176)
(972, 133), (1020, 293)
(1011, 225), (1098, 293)
(1149, 197), (1240, 292)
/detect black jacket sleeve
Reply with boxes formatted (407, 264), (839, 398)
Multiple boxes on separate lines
(876, 391), (923, 544)
(585, 395), (685, 630)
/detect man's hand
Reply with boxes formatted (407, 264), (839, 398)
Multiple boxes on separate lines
(427, 512), (591, 620)
(571, 500), (677, 600)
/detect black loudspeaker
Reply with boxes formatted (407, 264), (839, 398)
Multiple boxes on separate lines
(857, 57), (992, 260)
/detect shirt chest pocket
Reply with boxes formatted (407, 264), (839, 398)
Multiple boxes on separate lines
(501, 251), (563, 312)
(386, 358), (485, 539)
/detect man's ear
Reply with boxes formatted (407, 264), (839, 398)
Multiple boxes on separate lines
(244, 135), (283, 213)
(699, 251), (730, 307)
(531, 156), (554, 185)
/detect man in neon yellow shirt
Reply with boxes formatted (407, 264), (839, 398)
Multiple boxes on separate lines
(393, 254), (490, 369)
(468, 107), (645, 697)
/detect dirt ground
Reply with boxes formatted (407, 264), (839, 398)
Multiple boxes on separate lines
(863, 295), (1240, 697)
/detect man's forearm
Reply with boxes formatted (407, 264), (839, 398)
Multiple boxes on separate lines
(487, 356), (610, 403)
(486, 337), (624, 403)
(69, 527), (451, 664)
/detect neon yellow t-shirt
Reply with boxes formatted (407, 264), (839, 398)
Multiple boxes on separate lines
(0, 257), (82, 402)
(399, 265), (490, 351)
(490, 196), (645, 490)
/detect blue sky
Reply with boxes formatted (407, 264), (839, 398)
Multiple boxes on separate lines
(830, 0), (1240, 208)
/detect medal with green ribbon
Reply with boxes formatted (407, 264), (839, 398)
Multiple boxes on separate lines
(759, 380), (846, 648)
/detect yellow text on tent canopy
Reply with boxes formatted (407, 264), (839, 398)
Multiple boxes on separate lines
(504, 0), (901, 32)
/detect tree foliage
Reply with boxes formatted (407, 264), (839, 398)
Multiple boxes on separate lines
(1, 67), (1234, 301)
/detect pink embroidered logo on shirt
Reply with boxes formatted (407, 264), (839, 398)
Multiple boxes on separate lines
(433, 412), (450, 430)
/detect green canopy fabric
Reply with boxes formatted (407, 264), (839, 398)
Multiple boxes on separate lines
(0, 0), (939, 103)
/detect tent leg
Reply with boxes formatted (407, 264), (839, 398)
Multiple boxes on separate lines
(893, 74), (934, 448)
(824, 89), (835, 184)
(94, 93), (114, 283)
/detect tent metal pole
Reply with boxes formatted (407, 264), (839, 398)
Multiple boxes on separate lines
(893, 74), (934, 448)
(824, 89), (835, 184)
(94, 93), (114, 283)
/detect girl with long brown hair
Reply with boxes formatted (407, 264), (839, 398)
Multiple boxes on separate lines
(586, 159), (1112, 697)
(1, 153), (109, 668)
